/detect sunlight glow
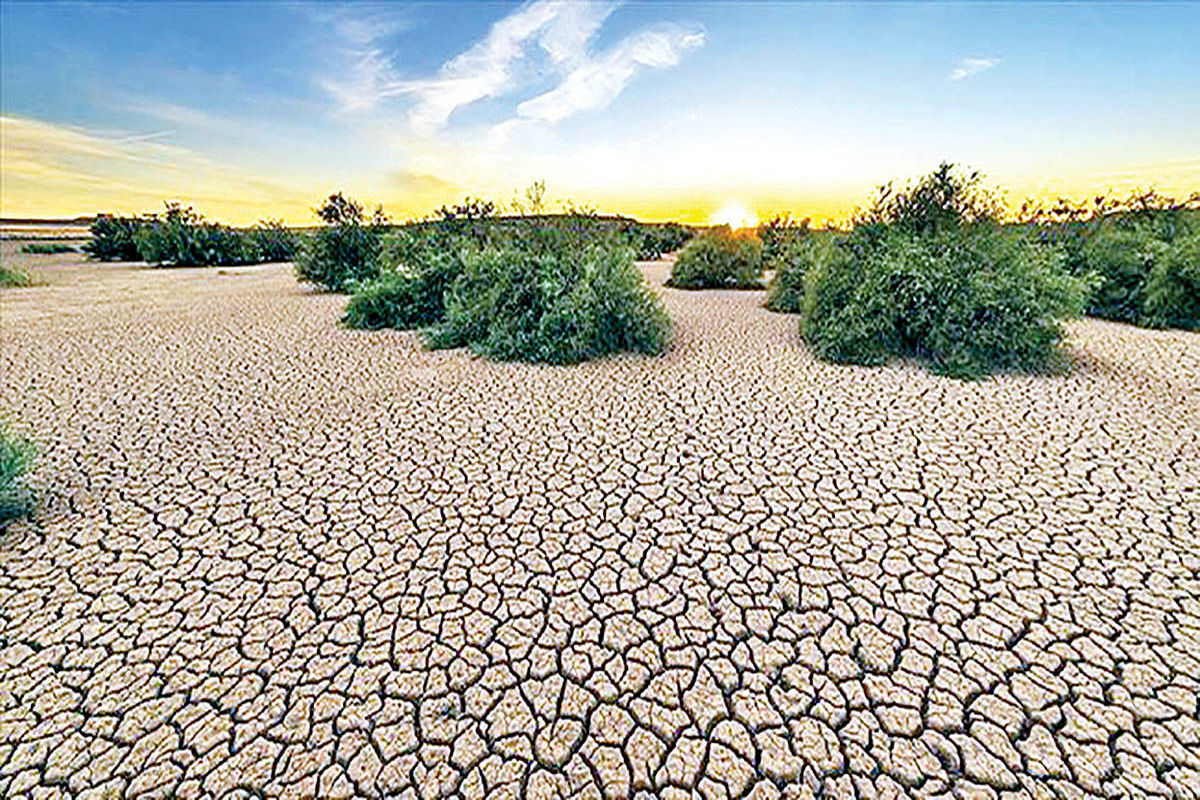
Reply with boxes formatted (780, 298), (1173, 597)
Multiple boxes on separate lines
(709, 202), (758, 229)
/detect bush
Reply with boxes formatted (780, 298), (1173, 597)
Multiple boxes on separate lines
(0, 423), (35, 524)
(249, 219), (300, 262)
(85, 214), (144, 261)
(135, 203), (261, 267)
(1020, 189), (1199, 329)
(342, 253), (461, 330)
(20, 243), (76, 254)
(1077, 226), (1163, 323)
(765, 234), (845, 313)
(758, 213), (810, 268)
(853, 161), (1004, 240)
(668, 226), (764, 289)
(427, 244), (670, 363)
(802, 227), (1091, 378)
(626, 222), (694, 260)
(294, 193), (386, 292)
(1, 264), (32, 288)
(1144, 234), (1200, 330)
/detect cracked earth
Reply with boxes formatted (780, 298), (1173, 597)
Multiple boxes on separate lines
(2, 250), (1199, 799)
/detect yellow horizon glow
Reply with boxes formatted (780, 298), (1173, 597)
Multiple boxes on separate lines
(3, 115), (1198, 228)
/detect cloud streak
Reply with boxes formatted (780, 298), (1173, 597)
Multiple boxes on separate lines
(950, 57), (1000, 81)
(318, 0), (704, 135)
(517, 25), (705, 123)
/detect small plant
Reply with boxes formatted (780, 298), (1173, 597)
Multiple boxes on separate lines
(1143, 234), (1200, 330)
(668, 226), (764, 289)
(295, 193), (387, 292)
(427, 244), (670, 364)
(764, 233), (844, 313)
(0, 423), (35, 524)
(1, 263), (32, 288)
(85, 214), (145, 261)
(20, 243), (76, 254)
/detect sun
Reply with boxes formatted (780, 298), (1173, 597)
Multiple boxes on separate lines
(709, 202), (758, 230)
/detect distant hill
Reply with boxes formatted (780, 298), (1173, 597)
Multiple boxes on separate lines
(0, 216), (96, 226)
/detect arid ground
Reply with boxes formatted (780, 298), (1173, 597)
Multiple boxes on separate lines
(2, 245), (1198, 799)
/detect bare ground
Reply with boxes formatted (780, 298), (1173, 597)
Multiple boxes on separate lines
(1, 249), (1199, 798)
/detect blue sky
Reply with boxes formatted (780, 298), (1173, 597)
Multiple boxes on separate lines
(2, 1), (1198, 223)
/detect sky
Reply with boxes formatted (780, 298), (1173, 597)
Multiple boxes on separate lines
(2, 0), (1199, 225)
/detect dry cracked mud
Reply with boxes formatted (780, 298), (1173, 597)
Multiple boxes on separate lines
(2, 251), (1199, 799)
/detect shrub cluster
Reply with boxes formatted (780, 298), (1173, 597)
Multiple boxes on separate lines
(758, 213), (810, 269)
(425, 245), (670, 364)
(295, 194), (388, 292)
(668, 226), (764, 289)
(84, 206), (300, 267)
(85, 214), (144, 261)
(765, 164), (1093, 378)
(625, 222), (693, 260)
(1019, 190), (1200, 330)
(764, 233), (842, 313)
(20, 243), (76, 254)
(1143, 234), (1200, 330)
(803, 227), (1090, 378)
(0, 264), (32, 288)
(342, 252), (461, 331)
(341, 199), (672, 364)
(341, 201), (663, 333)
(0, 423), (35, 524)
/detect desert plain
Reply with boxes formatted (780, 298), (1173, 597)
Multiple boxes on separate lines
(1, 243), (1198, 798)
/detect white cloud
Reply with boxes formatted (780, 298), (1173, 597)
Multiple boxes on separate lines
(313, 7), (414, 113)
(315, 0), (703, 135)
(517, 25), (705, 123)
(950, 57), (1000, 81)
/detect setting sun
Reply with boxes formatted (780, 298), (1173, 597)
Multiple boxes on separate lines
(708, 202), (758, 229)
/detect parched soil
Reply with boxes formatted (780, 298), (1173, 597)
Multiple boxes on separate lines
(2, 252), (1199, 799)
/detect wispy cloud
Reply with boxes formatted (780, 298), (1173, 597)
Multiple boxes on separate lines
(517, 24), (705, 123)
(950, 57), (1000, 81)
(317, 0), (703, 135)
(396, 0), (595, 133)
(313, 6), (415, 113)
(0, 115), (313, 220)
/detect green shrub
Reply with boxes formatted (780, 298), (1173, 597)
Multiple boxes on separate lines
(765, 234), (843, 313)
(1020, 189), (1199, 329)
(802, 227), (1092, 378)
(87, 208), (297, 266)
(668, 226), (764, 289)
(20, 243), (76, 254)
(427, 244), (670, 364)
(249, 219), (300, 262)
(135, 204), (261, 267)
(85, 214), (145, 261)
(1077, 226), (1163, 323)
(1, 264), (32, 288)
(294, 193), (386, 292)
(342, 253), (462, 330)
(625, 222), (694, 260)
(758, 213), (810, 268)
(853, 161), (1004, 240)
(1143, 234), (1200, 330)
(0, 423), (35, 524)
